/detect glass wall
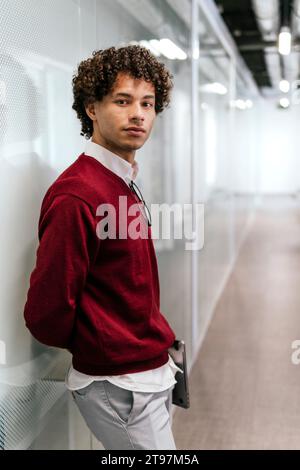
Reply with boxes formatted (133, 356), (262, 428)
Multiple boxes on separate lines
(193, 2), (258, 352)
(0, 0), (257, 449)
(196, 16), (235, 349)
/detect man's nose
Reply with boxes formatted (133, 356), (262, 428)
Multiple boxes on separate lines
(129, 104), (145, 122)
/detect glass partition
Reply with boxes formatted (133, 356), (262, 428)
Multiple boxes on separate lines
(0, 0), (257, 449)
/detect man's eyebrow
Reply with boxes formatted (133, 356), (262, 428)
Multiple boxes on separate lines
(113, 92), (155, 99)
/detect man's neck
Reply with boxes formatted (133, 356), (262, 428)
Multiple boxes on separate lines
(91, 135), (136, 165)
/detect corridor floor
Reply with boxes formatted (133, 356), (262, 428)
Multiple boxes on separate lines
(172, 197), (300, 449)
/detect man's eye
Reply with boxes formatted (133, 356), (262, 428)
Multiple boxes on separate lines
(143, 102), (154, 107)
(115, 100), (128, 105)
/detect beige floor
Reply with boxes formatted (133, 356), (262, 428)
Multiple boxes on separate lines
(172, 197), (300, 449)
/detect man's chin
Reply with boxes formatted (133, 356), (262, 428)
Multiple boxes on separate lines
(122, 141), (144, 151)
(118, 133), (148, 151)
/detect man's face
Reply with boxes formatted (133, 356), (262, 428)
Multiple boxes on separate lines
(86, 72), (156, 162)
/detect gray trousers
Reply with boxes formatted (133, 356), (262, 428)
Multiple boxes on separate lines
(71, 380), (176, 450)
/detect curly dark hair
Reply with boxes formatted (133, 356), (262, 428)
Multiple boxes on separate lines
(72, 45), (174, 139)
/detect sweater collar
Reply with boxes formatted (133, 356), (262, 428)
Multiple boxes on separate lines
(84, 139), (138, 185)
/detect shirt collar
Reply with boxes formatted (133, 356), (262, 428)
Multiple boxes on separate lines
(84, 139), (139, 185)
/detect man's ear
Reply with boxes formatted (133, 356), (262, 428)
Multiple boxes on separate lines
(85, 102), (97, 121)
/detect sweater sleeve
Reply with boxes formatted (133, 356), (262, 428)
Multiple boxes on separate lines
(23, 193), (99, 349)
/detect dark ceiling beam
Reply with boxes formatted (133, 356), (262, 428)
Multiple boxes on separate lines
(216, 0), (272, 88)
(280, 0), (292, 27)
(237, 42), (300, 52)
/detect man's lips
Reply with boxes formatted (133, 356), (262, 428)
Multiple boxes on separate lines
(124, 127), (146, 136)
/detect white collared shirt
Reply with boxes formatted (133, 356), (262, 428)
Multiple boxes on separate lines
(84, 139), (139, 184)
(65, 139), (181, 393)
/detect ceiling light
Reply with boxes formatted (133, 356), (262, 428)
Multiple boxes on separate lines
(139, 40), (161, 57)
(278, 27), (291, 55)
(279, 97), (290, 108)
(279, 79), (290, 93)
(149, 39), (162, 57)
(235, 99), (247, 110)
(156, 38), (187, 60)
(229, 99), (253, 110)
(199, 82), (228, 95)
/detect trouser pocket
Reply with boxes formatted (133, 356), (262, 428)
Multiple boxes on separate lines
(102, 380), (134, 425)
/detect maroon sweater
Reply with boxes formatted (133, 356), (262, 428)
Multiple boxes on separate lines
(23, 153), (175, 375)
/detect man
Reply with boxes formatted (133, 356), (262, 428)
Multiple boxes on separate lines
(24, 45), (180, 450)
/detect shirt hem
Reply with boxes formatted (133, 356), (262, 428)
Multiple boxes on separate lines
(72, 350), (170, 376)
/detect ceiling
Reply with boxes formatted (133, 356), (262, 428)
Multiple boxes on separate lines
(215, 0), (293, 89)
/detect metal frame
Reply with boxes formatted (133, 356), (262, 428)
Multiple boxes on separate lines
(191, 0), (200, 357)
(190, 0), (240, 357)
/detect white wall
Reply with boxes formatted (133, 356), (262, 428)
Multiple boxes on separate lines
(232, 98), (300, 195)
(258, 99), (300, 194)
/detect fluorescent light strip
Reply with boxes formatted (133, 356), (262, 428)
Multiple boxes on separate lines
(199, 82), (228, 95)
(140, 40), (160, 57)
(159, 38), (187, 60)
(144, 38), (187, 60)
(279, 27), (291, 55)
